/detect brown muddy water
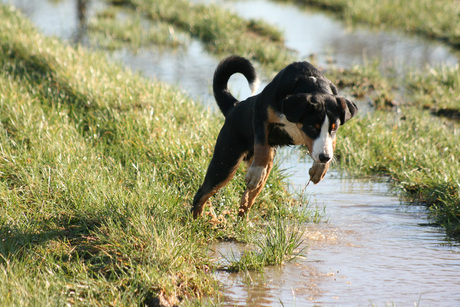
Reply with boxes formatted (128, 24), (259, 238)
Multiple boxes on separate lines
(4, 0), (460, 306)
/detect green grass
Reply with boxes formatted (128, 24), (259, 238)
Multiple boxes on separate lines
(281, 0), (460, 49)
(335, 108), (460, 237)
(2, 0), (460, 304)
(89, 0), (295, 73)
(329, 59), (460, 112)
(222, 218), (307, 272)
(0, 4), (314, 305)
(89, 6), (187, 50)
(406, 65), (460, 115)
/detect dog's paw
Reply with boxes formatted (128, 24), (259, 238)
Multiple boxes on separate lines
(309, 162), (329, 184)
(245, 165), (266, 190)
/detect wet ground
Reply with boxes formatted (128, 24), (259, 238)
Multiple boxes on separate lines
(205, 0), (459, 69)
(3, 0), (460, 305)
(216, 149), (460, 306)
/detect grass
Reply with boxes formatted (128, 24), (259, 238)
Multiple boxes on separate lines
(1, 0), (460, 304)
(90, 0), (295, 73)
(0, 4), (314, 305)
(222, 218), (307, 272)
(335, 108), (460, 237)
(280, 0), (460, 49)
(406, 65), (460, 116)
(89, 5), (187, 50)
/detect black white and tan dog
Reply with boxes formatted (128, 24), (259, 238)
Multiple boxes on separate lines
(191, 56), (357, 219)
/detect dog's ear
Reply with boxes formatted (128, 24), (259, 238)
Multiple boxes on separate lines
(329, 81), (339, 95)
(282, 93), (324, 122)
(281, 94), (311, 122)
(336, 96), (358, 124)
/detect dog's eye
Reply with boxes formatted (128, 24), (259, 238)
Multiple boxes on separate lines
(331, 123), (337, 131)
(314, 123), (321, 131)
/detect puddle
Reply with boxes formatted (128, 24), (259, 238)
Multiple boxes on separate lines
(5, 0), (458, 103)
(201, 0), (459, 69)
(4, 0), (460, 306)
(283, 150), (460, 305)
(212, 148), (460, 306)
(1, 0), (106, 44)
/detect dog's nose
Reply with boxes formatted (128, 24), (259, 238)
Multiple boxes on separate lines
(318, 153), (331, 163)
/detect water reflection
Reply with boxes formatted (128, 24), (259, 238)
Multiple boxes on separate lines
(215, 149), (460, 306)
(75, 0), (88, 44)
(111, 42), (221, 106)
(226, 0), (458, 69)
(0, 0), (105, 44)
(4, 1), (460, 306)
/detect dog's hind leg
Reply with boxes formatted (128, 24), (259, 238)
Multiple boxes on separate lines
(191, 137), (246, 218)
(238, 148), (275, 218)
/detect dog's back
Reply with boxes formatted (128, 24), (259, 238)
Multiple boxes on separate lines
(213, 56), (259, 117)
(192, 56), (357, 219)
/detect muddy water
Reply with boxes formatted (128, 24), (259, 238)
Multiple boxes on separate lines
(212, 149), (460, 306)
(5, 0), (460, 306)
(214, 150), (460, 306)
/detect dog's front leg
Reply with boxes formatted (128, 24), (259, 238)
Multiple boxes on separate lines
(245, 143), (271, 190)
(240, 148), (275, 218)
(246, 101), (272, 190)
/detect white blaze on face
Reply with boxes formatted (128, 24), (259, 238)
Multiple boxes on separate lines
(311, 117), (334, 163)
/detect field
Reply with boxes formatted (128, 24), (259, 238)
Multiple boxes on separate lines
(283, 0), (460, 48)
(92, 0), (460, 238)
(0, 4), (317, 304)
(1, 0), (459, 305)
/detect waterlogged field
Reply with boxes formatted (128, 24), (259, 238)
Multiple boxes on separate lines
(1, 0), (460, 305)
(283, 0), (460, 49)
(328, 62), (460, 237)
(0, 5), (313, 305)
(92, 0), (460, 236)
(91, 0), (294, 73)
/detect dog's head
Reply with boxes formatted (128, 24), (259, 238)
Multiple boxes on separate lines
(281, 93), (358, 163)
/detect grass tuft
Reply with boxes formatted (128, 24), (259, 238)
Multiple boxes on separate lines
(223, 218), (307, 272)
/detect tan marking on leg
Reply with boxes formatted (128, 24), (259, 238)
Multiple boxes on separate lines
(244, 155), (254, 168)
(252, 143), (271, 166)
(246, 142), (271, 190)
(247, 107), (279, 190)
(239, 148), (275, 218)
(252, 107), (281, 167)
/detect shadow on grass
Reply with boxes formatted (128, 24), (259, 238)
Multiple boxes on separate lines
(0, 213), (105, 261)
(0, 209), (144, 283)
(1, 40), (91, 111)
(0, 213), (165, 306)
(0, 39), (121, 146)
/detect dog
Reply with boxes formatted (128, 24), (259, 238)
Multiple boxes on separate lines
(191, 56), (357, 219)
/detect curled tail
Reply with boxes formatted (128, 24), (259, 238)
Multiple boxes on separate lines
(213, 56), (259, 117)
